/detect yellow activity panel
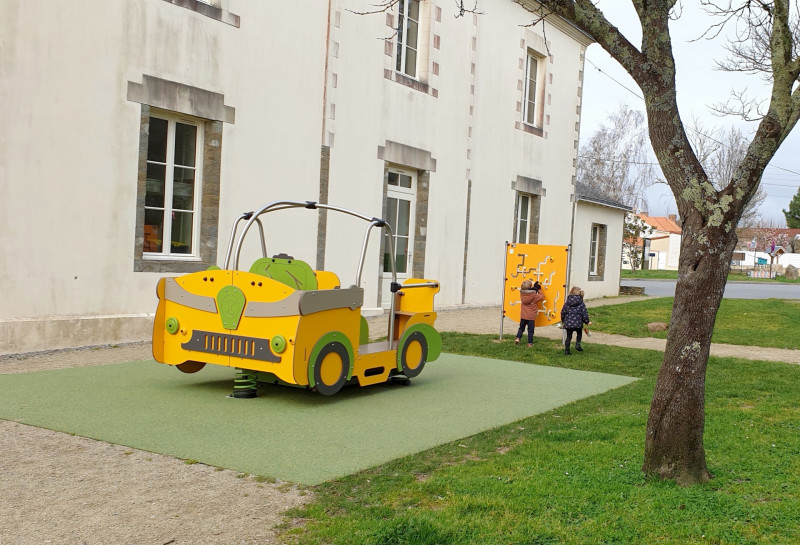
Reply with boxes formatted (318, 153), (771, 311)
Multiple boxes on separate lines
(502, 242), (568, 327)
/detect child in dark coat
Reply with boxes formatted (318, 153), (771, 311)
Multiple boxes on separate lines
(515, 280), (545, 347)
(560, 286), (591, 355)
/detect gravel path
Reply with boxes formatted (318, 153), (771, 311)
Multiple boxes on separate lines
(1, 345), (309, 545)
(2, 296), (798, 544)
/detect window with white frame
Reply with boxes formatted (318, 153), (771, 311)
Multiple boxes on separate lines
(589, 224), (600, 275)
(396, 0), (421, 78)
(383, 169), (416, 274)
(514, 193), (531, 244)
(588, 223), (607, 279)
(143, 113), (203, 258)
(523, 51), (542, 127)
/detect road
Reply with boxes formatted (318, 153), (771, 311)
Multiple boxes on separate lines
(621, 279), (800, 299)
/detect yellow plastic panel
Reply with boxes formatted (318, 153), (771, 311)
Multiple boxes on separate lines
(154, 270), (235, 368)
(291, 307), (361, 387)
(393, 309), (437, 341)
(314, 270), (341, 290)
(152, 278), (167, 363)
(396, 279), (440, 314)
(352, 349), (397, 386)
(230, 272), (302, 383)
(503, 243), (568, 327)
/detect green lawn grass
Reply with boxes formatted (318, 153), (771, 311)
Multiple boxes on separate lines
(621, 268), (680, 280)
(621, 269), (800, 283)
(284, 336), (800, 544)
(590, 298), (800, 349)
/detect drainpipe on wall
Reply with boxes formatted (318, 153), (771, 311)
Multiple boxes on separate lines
(566, 193), (577, 294)
(321, 0), (332, 143)
(316, 0), (333, 271)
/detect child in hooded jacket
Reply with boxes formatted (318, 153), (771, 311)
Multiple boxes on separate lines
(561, 286), (591, 355)
(515, 280), (545, 347)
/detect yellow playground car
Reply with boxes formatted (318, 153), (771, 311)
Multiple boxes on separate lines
(152, 200), (441, 397)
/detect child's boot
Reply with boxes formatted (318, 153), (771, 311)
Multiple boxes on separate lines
(515, 338), (520, 345)
(564, 343), (571, 356)
(575, 342), (583, 352)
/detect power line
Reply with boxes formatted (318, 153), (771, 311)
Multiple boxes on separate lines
(584, 56), (800, 180)
(578, 155), (800, 183)
(576, 154), (800, 189)
(585, 58), (643, 100)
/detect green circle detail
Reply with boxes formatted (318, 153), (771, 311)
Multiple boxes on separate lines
(165, 317), (180, 334)
(271, 335), (287, 353)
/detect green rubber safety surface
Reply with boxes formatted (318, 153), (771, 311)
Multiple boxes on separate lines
(0, 354), (636, 485)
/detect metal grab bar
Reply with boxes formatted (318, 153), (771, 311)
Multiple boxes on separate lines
(225, 200), (400, 350)
(223, 213), (266, 270)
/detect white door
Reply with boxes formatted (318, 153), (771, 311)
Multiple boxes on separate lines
(381, 168), (416, 308)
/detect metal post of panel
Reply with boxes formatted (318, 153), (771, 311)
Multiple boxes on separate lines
(499, 241), (509, 340)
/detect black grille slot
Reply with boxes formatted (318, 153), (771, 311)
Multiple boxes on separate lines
(182, 330), (280, 363)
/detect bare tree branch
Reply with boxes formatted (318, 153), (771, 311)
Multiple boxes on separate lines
(453, 0), (484, 18)
(346, 0), (402, 16)
(577, 104), (661, 211)
(710, 88), (768, 120)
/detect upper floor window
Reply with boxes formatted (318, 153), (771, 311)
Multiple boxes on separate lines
(396, 0), (421, 78)
(523, 51), (541, 127)
(144, 113), (204, 259)
(161, 0), (240, 27)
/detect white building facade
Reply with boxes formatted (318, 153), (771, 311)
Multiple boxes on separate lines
(1, 0), (623, 355)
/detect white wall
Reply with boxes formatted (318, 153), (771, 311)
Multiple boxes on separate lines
(734, 251), (800, 269)
(571, 201), (626, 299)
(0, 0), (329, 353)
(1, 0), (600, 354)
(321, 0), (591, 309)
(465, 3), (588, 305)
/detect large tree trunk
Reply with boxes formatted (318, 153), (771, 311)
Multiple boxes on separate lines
(529, 0), (799, 486)
(641, 223), (737, 485)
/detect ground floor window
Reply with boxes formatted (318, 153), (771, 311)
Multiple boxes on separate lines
(514, 193), (531, 243)
(134, 106), (222, 273)
(383, 168), (416, 275)
(513, 192), (541, 244)
(144, 112), (203, 257)
(589, 223), (607, 280)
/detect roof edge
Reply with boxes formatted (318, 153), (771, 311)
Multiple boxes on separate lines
(576, 195), (632, 212)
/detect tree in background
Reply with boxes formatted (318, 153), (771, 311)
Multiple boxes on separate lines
(738, 226), (798, 253)
(623, 213), (656, 271)
(784, 186), (800, 228)
(577, 104), (658, 210)
(688, 121), (768, 227)
(531, 1), (800, 485)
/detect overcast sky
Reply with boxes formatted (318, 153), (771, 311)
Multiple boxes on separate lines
(578, 2), (800, 225)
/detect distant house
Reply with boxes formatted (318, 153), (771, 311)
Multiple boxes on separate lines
(736, 228), (800, 254)
(639, 214), (682, 271)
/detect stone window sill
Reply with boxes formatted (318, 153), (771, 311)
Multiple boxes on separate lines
(515, 122), (544, 137)
(162, 0), (240, 27)
(384, 70), (438, 98)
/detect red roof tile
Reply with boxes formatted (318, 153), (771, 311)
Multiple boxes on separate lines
(639, 214), (682, 234)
